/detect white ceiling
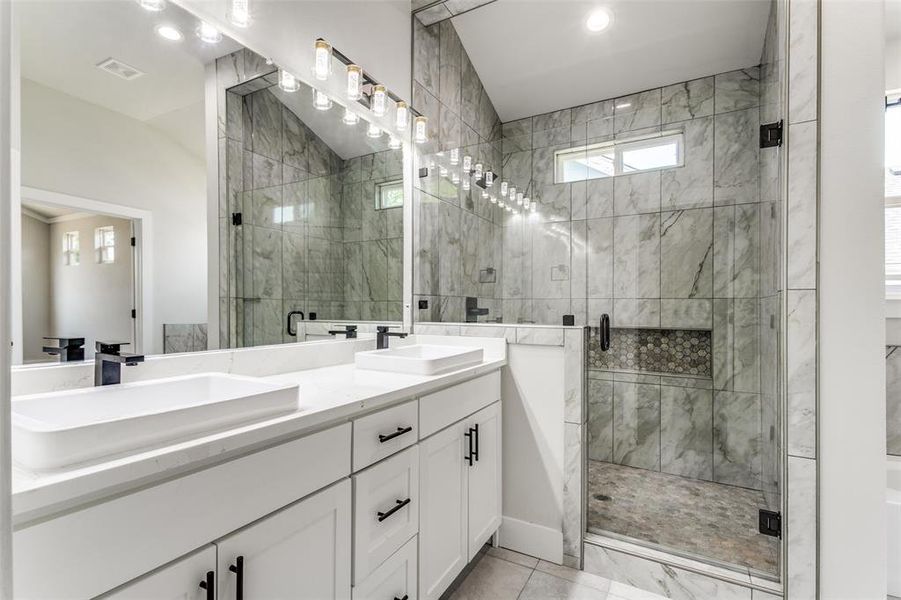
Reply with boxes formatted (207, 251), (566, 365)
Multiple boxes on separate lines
(17, 0), (242, 158)
(452, 0), (771, 121)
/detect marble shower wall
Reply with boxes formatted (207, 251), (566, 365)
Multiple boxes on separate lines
(412, 17), (506, 323)
(887, 346), (901, 455)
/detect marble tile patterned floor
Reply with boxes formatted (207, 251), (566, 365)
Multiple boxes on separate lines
(587, 460), (779, 575)
(446, 546), (670, 600)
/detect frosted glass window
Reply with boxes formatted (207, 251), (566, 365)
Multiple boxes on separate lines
(376, 180), (404, 209)
(63, 231), (79, 266)
(94, 225), (116, 264)
(555, 131), (683, 183)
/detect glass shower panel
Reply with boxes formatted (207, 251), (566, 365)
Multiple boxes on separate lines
(583, 0), (785, 581)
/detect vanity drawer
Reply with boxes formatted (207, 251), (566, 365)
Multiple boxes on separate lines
(353, 446), (419, 585)
(353, 400), (418, 471)
(353, 535), (417, 600)
(419, 372), (500, 438)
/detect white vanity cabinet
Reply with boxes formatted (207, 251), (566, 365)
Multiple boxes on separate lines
(98, 546), (217, 600)
(216, 479), (352, 600)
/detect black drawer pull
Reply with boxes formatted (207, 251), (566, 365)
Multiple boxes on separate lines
(464, 428), (474, 466)
(377, 498), (411, 522)
(229, 556), (244, 600)
(378, 426), (413, 443)
(394, 596), (409, 600)
(472, 423), (480, 462)
(198, 570), (214, 600)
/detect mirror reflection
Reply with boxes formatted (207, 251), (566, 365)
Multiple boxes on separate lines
(14, 0), (406, 364)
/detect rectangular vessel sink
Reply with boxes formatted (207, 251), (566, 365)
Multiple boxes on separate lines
(355, 344), (483, 376)
(12, 373), (299, 470)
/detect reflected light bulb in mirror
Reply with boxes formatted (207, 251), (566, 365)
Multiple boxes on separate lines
(389, 137), (402, 150)
(278, 70), (300, 93)
(517, 192), (524, 206)
(474, 163), (483, 179)
(413, 116), (428, 144)
(450, 148), (459, 165)
(346, 65), (362, 100)
(462, 178), (470, 191)
(195, 21), (222, 44)
(481, 190), (489, 199)
(396, 101), (409, 131)
(500, 182), (508, 197)
(138, 0), (166, 11)
(462, 155), (472, 172)
(228, 0), (251, 27)
(508, 186), (516, 201)
(313, 90), (332, 111)
(314, 39), (332, 81)
(342, 108), (359, 125)
(367, 122), (382, 138)
(371, 85), (387, 117)
(452, 173), (460, 184)
(155, 24), (182, 41)
(530, 200), (538, 212)
(485, 171), (494, 187)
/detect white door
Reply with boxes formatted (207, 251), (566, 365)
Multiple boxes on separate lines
(466, 402), (502, 559)
(216, 479), (352, 600)
(99, 546), (216, 600)
(418, 423), (468, 600)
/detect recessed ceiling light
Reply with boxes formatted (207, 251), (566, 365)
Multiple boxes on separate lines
(155, 24), (183, 41)
(195, 21), (222, 44)
(137, 0), (166, 12)
(586, 8), (612, 33)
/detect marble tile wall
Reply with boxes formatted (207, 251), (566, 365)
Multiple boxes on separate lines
(162, 323), (208, 354)
(412, 17), (506, 323)
(887, 345), (901, 456)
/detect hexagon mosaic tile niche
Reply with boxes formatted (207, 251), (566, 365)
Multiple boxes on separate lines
(586, 328), (712, 377)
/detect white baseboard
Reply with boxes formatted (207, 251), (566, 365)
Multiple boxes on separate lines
(498, 516), (563, 564)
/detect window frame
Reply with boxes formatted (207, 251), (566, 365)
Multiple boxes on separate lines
(375, 179), (404, 210)
(554, 130), (685, 184)
(886, 94), (901, 298)
(62, 230), (80, 266)
(94, 225), (116, 264)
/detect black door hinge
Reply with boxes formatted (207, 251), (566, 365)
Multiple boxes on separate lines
(759, 509), (782, 538)
(232, 212), (243, 226)
(131, 309), (137, 319)
(760, 120), (783, 148)
(130, 236), (136, 247)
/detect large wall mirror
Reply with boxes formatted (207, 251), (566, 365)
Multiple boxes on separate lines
(13, 0), (409, 365)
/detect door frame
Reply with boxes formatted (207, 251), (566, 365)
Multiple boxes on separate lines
(14, 186), (153, 359)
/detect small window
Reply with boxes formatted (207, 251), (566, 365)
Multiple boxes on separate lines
(94, 225), (116, 264)
(62, 231), (79, 266)
(555, 131), (684, 184)
(375, 180), (404, 210)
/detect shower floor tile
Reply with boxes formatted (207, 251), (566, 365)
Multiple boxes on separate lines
(587, 460), (779, 576)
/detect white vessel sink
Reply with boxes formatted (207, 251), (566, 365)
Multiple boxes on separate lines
(12, 373), (300, 470)
(355, 344), (483, 376)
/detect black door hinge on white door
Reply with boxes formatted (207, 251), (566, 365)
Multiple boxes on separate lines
(759, 509), (782, 538)
(759, 120), (783, 148)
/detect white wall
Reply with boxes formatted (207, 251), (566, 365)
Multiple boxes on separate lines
(500, 345), (565, 563)
(19, 79), (207, 355)
(888, 37), (901, 91)
(819, 0), (887, 597)
(19, 212), (48, 362)
(47, 215), (134, 359)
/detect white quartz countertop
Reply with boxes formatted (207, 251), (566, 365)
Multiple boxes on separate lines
(11, 336), (506, 524)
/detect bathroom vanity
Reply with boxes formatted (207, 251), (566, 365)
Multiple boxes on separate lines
(10, 337), (504, 600)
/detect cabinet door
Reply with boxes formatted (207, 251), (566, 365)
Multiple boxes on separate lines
(100, 546), (216, 600)
(418, 423), (468, 600)
(466, 402), (502, 560)
(352, 535), (417, 600)
(217, 479), (352, 600)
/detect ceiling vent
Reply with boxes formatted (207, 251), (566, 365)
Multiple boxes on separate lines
(95, 57), (144, 81)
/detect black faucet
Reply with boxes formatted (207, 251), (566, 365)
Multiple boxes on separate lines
(94, 341), (144, 386)
(328, 325), (358, 339)
(42, 336), (85, 362)
(465, 297), (489, 323)
(376, 326), (408, 350)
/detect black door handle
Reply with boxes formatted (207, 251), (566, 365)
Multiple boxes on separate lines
(472, 424), (480, 462)
(599, 313), (610, 351)
(378, 426), (413, 443)
(377, 498), (411, 522)
(229, 556), (244, 600)
(198, 570), (214, 600)
(464, 427), (474, 466)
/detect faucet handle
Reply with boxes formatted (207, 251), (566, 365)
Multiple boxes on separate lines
(96, 341), (129, 354)
(43, 336), (85, 348)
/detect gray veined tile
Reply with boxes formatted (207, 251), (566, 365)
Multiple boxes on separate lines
(787, 456), (816, 599)
(587, 218), (614, 298)
(714, 67), (760, 113)
(787, 290), (816, 458)
(413, 18), (440, 96)
(732, 298), (760, 393)
(661, 385), (714, 480)
(588, 378), (614, 461)
(714, 108), (759, 207)
(788, 0), (818, 124)
(415, 3), (453, 27)
(713, 390), (761, 488)
(438, 19), (463, 113)
(662, 77), (715, 123)
(612, 299), (660, 328)
(787, 121), (817, 289)
(614, 171), (661, 216)
(660, 299), (712, 329)
(563, 422), (582, 557)
(519, 570), (609, 600)
(661, 116), (714, 211)
(573, 100), (615, 126)
(613, 89), (662, 134)
(448, 555), (531, 600)
(586, 178), (614, 219)
(251, 153), (282, 190)
(251, 226), (282, 299)
(888, 347), (901, 455)
(613, 213), (661, 299)
(531, 222), (571, 299)
(249, 89), (284, 161)
(660, 208), (714, 299)
(613, 381), (660, 471)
